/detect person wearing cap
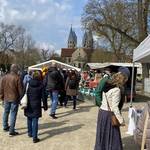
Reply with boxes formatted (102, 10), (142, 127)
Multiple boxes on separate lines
(118, 66), (131, 104)
(0, 64), (23, 136)
(118, 66), (130, 78)
(94, 72), (128, 150)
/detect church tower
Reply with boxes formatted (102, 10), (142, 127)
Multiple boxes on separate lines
(82, 30), (93, 49)
(68, 26), (77, 48)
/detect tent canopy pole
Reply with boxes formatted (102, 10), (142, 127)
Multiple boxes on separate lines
(130, 62), (135, 107)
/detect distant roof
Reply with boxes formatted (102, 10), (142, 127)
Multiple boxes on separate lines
(61, 48), (75, 57)
(87, 62), (142, 70)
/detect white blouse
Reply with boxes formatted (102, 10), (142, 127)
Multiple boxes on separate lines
(100, 87), (124, 124)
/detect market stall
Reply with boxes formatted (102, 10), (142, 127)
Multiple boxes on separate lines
(28, 59), (81, 72)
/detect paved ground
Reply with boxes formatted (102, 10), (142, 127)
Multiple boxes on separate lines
(0, 94), (149, 150)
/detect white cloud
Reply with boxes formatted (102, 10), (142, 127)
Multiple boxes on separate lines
(0, 0), (8, 21)
(0, 0), (87, 50)
(32, 0), (48, 4)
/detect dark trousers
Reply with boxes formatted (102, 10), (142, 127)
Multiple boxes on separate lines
(59, 90), (66, 105)
(27, 117), (39, 139)
(64, 95), (76, 109)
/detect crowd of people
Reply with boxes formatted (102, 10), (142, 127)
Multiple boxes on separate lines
(0, 63), (80, 143)
(0, 63), (148, 149)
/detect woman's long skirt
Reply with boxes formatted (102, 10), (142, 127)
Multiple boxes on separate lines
(94, 109), (123, 150)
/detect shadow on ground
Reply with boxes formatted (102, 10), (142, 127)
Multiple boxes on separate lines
(122, 136), (140, 150)
(39, 124), (84, 141)
(17, 120), (69, 131)
(134, 94), (150, 103)
(57, 104), (95, 118)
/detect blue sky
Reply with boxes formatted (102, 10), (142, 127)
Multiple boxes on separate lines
(0, 0), (88, 52)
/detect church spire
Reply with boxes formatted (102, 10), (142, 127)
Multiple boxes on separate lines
(82, 29), (93, 49)
(68, 25), (77, 48)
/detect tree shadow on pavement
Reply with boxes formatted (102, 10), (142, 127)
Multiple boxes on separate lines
(39, 120), (69, 130)
(17, 120), (69, 131)
(134, 94), (150, 103)
(39, 124), (84, 141)
(122, 136), (140, 150)
(57, 105), (95, 118)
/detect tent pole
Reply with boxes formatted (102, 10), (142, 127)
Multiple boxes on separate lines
(130, 62), (135, 107)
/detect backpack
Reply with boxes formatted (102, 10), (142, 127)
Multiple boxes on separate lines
(68, 79), (77, 89)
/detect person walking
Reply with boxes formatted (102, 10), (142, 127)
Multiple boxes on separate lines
(0, 64), (23, 136)
(94, 72), (128, 150)
(44, 63), (63, 119)
(23, 70), (32, 87)
(65, 70), (79, 109)
(24, 71), (48, 143)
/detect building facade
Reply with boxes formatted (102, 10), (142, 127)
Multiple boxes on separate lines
(61, 26), (94, 68)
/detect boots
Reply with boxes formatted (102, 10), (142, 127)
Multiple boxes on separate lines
(50, 114), (58, 119)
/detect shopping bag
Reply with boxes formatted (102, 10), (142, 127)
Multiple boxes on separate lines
(20, 83), (29, 109)
(20, 94), (28, 109)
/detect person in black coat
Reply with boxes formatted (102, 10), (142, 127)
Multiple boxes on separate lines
(24, 71), (48, 143)
(43, 64), (63, 119)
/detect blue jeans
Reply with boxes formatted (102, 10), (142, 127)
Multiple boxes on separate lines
(50, 91), (59, 115)
(27, 117), (39, 139)
(3, 101), (19, 133)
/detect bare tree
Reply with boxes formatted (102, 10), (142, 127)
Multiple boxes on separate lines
(0, 23), (41, 70)
(82, 0), (150, 88)
(14, 33), (40, 69)
(40, 49), (61, 61)
(41, 49), (51, 61)
(82, 0), (139, 61)
(0, 23), (24, 52)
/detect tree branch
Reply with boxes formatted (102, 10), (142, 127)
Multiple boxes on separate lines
(94, 19), (140, 46)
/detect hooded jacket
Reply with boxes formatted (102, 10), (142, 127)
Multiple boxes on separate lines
(24, 79), (47, 118)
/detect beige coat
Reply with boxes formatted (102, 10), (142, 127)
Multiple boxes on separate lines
(65, 77), (78, 96)
(134, 102), (150, 149)
(100, 87), (124, 124)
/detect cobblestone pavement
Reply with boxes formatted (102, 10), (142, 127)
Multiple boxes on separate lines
(0, 94), (149, 150)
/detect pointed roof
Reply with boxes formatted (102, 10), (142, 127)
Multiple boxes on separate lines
(82, 31), (88, 47)
(68, 26), (74, 41)
(68, 25), (77, 44)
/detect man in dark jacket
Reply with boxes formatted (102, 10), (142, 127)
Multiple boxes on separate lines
(44, 63), (63, 119)
(0, 64), (23, 136)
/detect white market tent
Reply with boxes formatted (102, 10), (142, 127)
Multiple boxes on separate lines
(133, 34), (150, 63)
(132, 34), (150, 95)
(87, 62), (141, 72)
(28, 59), (81, 72)
(127, 35), (150, 137)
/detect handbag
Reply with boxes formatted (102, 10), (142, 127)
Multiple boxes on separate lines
(20, 83), (29, 109)
(104, 93), (120, 127)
